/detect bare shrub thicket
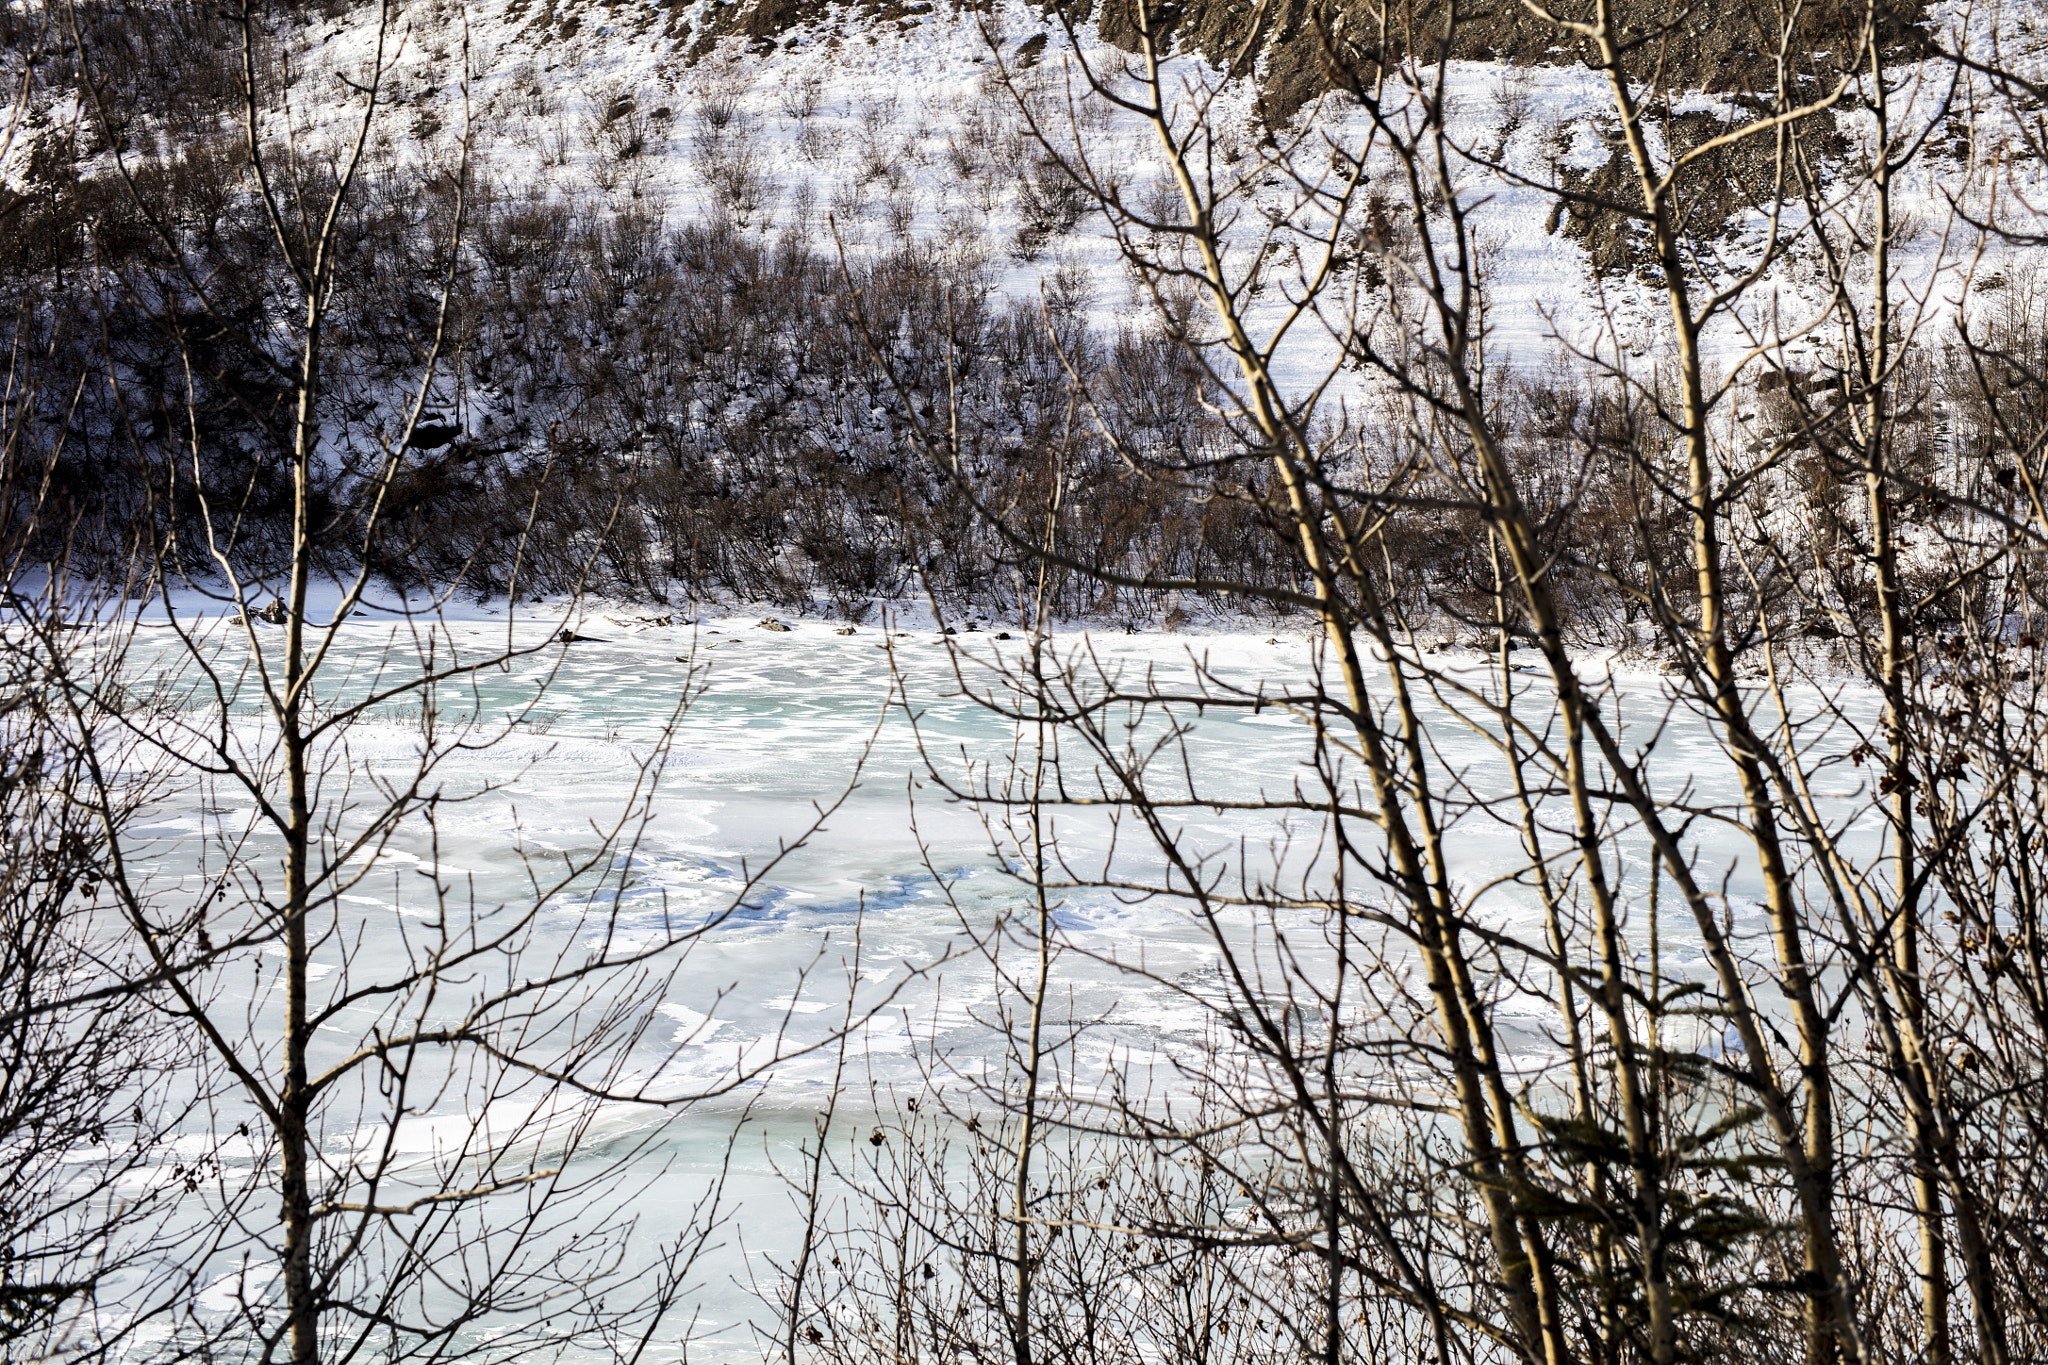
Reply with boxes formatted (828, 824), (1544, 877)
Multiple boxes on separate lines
(809, 3), (2048, 1365)
(12, 0), (1859, 637)
(0, 35), (1288, 626)
(0, 292), (194, 1360)
(1, 155), (1272, 624)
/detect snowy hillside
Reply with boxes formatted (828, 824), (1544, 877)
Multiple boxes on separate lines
(6, 0), (2043, 629)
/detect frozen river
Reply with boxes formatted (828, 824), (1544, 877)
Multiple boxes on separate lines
(80, 593), (1886, 1360)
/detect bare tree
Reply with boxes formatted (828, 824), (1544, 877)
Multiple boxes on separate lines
(817, 1), (2048, 1364)
(3, 3), (905, 1360)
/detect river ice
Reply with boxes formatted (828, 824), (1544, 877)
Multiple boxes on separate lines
(69, 584), (1887, 1359)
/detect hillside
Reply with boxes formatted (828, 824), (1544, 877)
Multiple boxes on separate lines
(0, 0), (2039, 635)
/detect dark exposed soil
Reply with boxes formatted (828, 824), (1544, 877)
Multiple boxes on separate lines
(1223, 0), (1926, 126)
(666, 0), (955, 57)
(668, 0), (1924, 124)
(1556, 103), (1852, 276)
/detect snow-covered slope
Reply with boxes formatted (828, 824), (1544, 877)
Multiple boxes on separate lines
(158, 0), (2046, 375)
